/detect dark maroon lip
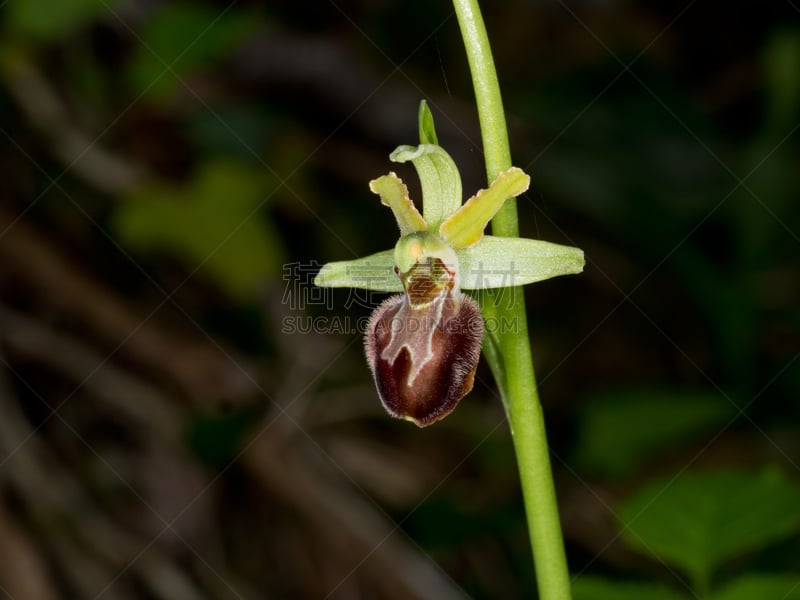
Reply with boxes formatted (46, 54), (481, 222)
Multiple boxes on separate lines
(365, 289), (483, 427)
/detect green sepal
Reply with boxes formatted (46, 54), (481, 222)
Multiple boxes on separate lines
(314, 249), (401, 292)
(390, 144), (462, 232)
(456, 236), (585, 289)
(440, 167), (531, 249)
(369, 173), (427, 236)
(418, 100), (439, 145)
(315, 236), (584, 292)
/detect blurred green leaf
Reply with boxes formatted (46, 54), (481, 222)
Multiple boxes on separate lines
(126, 4), (257, 101)
(516, 80), (721, 230)
(407, 494), (519, 550)
(184, 107), (275, 161)
(764, 29), (800, 130)
(619, 469), (800, 588)
(573, 388), (734, 477)
(186, 406), (260, 468)
(572, 576), (687, 600)
(712, 574), (800, 600)
(6, 0), (119, 40)
(114, 159), (283, 299)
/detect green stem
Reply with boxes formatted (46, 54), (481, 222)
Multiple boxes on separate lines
(452, 2), (572, 599)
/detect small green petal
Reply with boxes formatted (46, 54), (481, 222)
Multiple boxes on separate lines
(314, 249), (402, 292)
(390, 144), (462, 231)
(418, 99), (439, 145)
(439, 167), (530, 249)
(456, 236), (584, 289)
(369, 172), (427, 236)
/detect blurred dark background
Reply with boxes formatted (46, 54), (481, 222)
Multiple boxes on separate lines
(0, 1), (798, 599)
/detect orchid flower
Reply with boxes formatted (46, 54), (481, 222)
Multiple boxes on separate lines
(315, 102), (584, 426)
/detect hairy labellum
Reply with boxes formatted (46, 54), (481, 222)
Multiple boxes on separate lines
(365, 258), (483, 427)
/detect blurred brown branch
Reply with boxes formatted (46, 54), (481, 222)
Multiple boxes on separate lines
(0, 52), (146, 197)
(0, 208), (258, 406)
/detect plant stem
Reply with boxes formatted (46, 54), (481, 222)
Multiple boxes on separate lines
(452, 1), (572, 598)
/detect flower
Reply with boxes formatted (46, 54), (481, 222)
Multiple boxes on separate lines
(315, 101), (584, 426)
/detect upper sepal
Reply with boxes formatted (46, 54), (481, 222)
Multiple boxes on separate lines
(390, 144), (462, 231)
